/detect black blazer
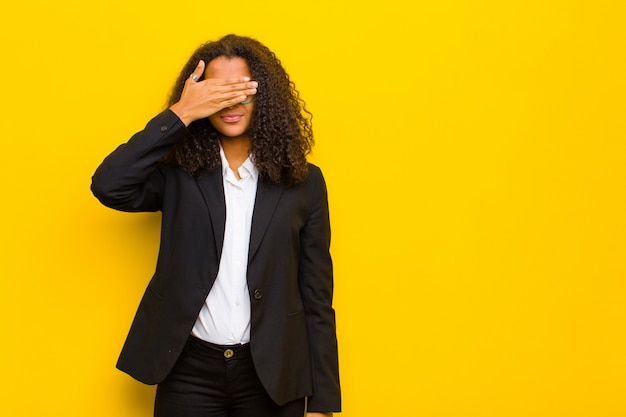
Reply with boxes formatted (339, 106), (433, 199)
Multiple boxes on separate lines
(91, 110), (340, 412)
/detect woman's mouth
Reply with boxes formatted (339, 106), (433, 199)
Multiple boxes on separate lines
(221, 114), (243, 123)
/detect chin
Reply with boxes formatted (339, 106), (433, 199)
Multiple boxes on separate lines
(219, 129), (248, 138)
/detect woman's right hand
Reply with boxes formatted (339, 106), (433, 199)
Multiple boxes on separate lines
(169, 60), (258, 126)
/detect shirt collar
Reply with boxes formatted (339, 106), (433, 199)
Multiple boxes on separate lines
(219, 143), (258, 181)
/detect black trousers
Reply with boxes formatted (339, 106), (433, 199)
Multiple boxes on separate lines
(154, 337), (305, 417)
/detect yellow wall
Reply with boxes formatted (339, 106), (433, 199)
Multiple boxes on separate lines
(1, 1), (625, 416)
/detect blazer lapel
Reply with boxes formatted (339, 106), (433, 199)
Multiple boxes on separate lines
(249, 180), (285, 262)
(196, 169), (226, 256)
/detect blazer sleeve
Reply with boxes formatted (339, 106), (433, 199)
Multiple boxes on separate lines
(299, 166), (341, 412)
(91, 109), (188, 212)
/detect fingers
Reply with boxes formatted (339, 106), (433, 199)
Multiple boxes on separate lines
(204, 79), (258, 102)
(209, 78), (258, 91)
(192, 71), (257, 99)
(210, 88), (256, 111)
(189, 60), (205, 82)
(221, 94), (251, 109)
(225, 84), (257, 104)
(223, 80), (258, 99)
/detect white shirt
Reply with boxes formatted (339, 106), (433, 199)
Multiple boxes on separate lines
(191, 147), (258, 345)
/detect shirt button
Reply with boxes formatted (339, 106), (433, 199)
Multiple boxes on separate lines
(224, 349), (234, 359)
(160, 125), (168, 132)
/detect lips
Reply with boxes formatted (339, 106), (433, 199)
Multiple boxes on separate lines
(221, 114), (243, 123)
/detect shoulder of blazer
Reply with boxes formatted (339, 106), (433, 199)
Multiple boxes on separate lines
(307, 162), (322, 176)
(302, 163), (325, 189)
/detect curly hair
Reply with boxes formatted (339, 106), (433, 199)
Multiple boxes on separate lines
(163, 34), (314, 185)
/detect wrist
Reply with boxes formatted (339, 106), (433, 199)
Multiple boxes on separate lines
(169, 102), (194, 127)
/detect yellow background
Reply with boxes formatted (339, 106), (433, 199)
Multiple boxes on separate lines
(1, 1), (625, 416)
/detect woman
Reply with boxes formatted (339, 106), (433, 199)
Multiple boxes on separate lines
(91, 34), (340, 417)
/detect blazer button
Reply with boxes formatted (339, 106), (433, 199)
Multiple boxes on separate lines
(253, 289), (263, 300)
(160, 125), (168, 132)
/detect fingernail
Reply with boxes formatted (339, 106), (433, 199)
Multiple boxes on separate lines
(242, 77), (250, 82)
